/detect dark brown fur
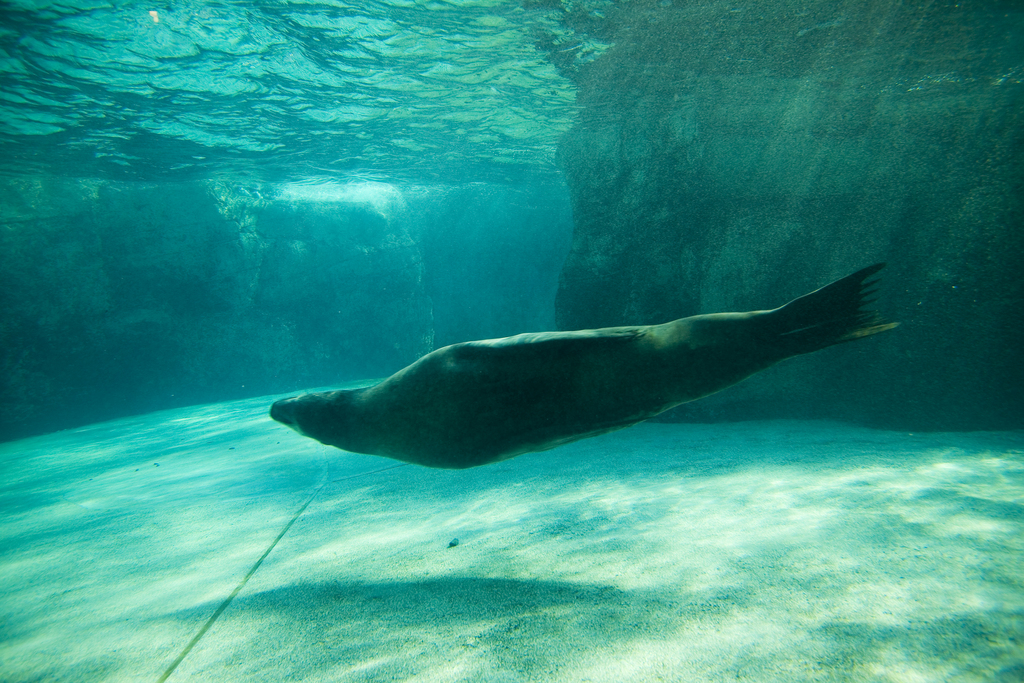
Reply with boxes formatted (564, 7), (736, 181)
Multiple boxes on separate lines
(271, 264), (896, 468)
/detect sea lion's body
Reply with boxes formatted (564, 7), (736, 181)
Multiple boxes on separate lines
(271, 264), (896, 468)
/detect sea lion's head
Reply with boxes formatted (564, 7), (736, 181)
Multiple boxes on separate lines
(270, 390), (364, 451)
(269, 395), (304, 432)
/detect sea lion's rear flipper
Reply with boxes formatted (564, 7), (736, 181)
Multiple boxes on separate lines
(766, 263), (898, 357)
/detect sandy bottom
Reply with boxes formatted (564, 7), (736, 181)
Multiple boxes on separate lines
(1, 392), (1022, 683)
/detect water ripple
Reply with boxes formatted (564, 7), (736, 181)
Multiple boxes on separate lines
(0, 0), (591, 183)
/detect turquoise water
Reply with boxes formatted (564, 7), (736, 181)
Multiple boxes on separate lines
(0, 0), (591, 182)
(1, 1), (1022, 681)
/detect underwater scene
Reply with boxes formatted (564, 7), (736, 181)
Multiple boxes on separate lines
(1, 1), (1022, 681)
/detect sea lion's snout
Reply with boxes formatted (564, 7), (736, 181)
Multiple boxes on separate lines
(270, 398), (298, 427)
(269, 389), (364, 453)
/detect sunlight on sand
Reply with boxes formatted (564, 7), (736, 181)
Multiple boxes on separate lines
(1, 397), (1021, 682)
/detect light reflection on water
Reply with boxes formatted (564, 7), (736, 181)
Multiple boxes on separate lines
(0, 0), (592, 183)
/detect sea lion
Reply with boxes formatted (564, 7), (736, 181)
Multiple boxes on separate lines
(271, 263), (897, 469)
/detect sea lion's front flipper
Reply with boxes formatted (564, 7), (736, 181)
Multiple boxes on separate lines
(765, 262), (898, 358)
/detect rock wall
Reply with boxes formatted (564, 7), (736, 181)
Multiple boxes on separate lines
(550, 0), (1023, 429)
(0, 179), (571, 441)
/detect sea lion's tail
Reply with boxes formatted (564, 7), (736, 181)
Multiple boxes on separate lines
(766, 263), (898, 357)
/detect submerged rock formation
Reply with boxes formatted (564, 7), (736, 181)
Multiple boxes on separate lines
(546, 0), (1024, 429)
(0, 179), (570, 441)
(0, 179), (433, 439)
